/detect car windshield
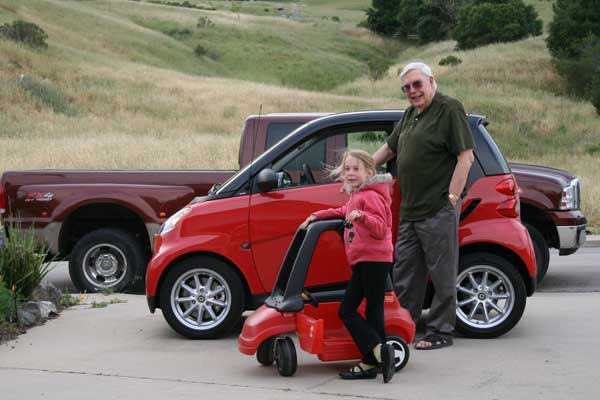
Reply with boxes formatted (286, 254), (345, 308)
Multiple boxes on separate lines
(213, 122), (313, 196)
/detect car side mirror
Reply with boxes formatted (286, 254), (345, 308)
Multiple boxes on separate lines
(256, 168), (278, 192)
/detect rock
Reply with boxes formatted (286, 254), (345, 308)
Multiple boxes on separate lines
(31, 283), (63, 307)
(17, 301), (58, 327)
(18, 302), (41, 327)
(38, 301), (58, 319)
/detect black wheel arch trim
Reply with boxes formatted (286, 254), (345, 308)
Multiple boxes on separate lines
(460, 242), (536, 296)
(154, 251), (253, 312)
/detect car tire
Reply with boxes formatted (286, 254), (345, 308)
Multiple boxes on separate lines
(69, 228), (144, 293)
(275, 336), (297, 377)
(524, 223), (550, 284)
(159, 255), (245, 339)
(257, 336), (276, 366)
(386, 335), (410, 372)
(455, 252), (527, 339)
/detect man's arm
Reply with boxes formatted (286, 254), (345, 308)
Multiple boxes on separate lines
(373, 143), (395, 167)
(448, 149), (474, 205)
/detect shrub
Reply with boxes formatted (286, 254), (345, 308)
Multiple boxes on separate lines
(367, 57), (392, 81)
(230, 2), (241, 13)
(19, 75), (74, 115)
(0, 279), (15, 322)
(439, 55), (462, 66)
(331, 16), (341, 22)
(165, 28), (192, 39)
(0, 20), (48, 49)
(587, 143), (600, 156)
(0, 220), (51, 301)
(453, 0), (542, 50)
(197, 17), (214, 28)
(194, 44), (208, 57)
(554, 35), (600, 94)
(590, 73), (600, 116)
(359, 131), (386, 142)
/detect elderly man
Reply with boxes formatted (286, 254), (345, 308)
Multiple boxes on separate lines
(373, 62), (474, 350)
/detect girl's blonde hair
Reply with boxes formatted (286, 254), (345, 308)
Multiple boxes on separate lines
(330, 149), (376, 180)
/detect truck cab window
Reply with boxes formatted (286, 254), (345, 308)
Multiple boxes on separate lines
(266, 123), (304, 149)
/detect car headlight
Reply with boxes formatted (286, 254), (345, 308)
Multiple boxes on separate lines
(559, 178), (580, 210)
(160, 207), (191, 235)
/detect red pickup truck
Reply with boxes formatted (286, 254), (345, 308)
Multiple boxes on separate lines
(0, 113), (586, 294)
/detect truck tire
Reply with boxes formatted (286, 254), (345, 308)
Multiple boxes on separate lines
(159, 255), (245, 339)
(455, 253), (526, 338)
(69, 228), (144, 293)
(524, 223), (550, 284)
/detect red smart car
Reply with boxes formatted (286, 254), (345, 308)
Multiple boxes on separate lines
(146, 110), (536, 340)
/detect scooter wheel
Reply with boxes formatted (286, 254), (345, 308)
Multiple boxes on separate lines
(257, 337), (276, 366)
(386, 335), (410, 372)
(275, 336), (297, 377)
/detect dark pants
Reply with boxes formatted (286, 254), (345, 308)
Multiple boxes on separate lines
(393, 200), (461, 337)
(338, 261), (391, 365)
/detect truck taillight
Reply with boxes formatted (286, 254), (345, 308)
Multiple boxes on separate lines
(0, 185), (5, 215)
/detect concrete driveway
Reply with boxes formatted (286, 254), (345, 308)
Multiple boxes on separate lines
(1, 250), (599, 400)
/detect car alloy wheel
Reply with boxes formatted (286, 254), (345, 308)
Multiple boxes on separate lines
(456, 264), (515, 330)
(170, 268), (232, 331)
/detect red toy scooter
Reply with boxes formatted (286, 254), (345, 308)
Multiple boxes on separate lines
(239, 219), (416, 377)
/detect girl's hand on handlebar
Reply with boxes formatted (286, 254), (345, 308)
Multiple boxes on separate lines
(300, 214), (316, 229)
(346, 210), (362, 223)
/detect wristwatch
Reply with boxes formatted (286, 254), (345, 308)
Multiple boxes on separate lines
(448, 193), (459, 203)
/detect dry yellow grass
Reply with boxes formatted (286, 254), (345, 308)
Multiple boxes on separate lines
(0, 59), (397, 170)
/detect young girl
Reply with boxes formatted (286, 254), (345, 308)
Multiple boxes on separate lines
(300, 149), (396, 383)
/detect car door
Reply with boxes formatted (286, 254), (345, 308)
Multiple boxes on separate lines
(248, 123), (394, 292)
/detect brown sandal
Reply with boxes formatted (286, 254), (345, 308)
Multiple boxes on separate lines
(415, 333), (453, 350)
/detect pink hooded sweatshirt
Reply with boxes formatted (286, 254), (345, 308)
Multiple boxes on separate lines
(312, 173), (394, 266)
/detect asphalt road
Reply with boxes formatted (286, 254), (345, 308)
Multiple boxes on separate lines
(43, 247), (600, 294)
(1, 249), (598, 400)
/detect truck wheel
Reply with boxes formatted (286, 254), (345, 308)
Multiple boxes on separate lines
(386, 335), (410, 372)
(455, 253), (526, 339)
(524, 223), (550, 284)
(159, 255), (245, 339)
(275, 336), (297, 377)
(69, 228), (144, 293)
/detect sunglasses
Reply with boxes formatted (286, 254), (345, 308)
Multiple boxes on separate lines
(401, 79), (426, 93)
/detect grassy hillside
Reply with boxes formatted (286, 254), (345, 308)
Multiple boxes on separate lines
(0, 0), (598, 229)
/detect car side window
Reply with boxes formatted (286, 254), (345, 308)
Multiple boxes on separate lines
(271, 127), (391, 189)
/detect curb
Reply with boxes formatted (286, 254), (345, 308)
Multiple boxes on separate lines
(583, 234), (600, 248)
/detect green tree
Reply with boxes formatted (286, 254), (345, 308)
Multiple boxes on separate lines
(547, 0), (600, 59)
(453, 0), (542, 50)
(547, 0), (600, 115)
(366, 0), (464, 43)
(366, 0), (401, 36)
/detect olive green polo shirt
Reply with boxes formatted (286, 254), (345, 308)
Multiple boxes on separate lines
(387, 92), (474, 221)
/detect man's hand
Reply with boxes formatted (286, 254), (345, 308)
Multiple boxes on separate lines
(373, 143), (395, 167)
(300, 214), (316, 229)
(346, 210), (362, 223)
